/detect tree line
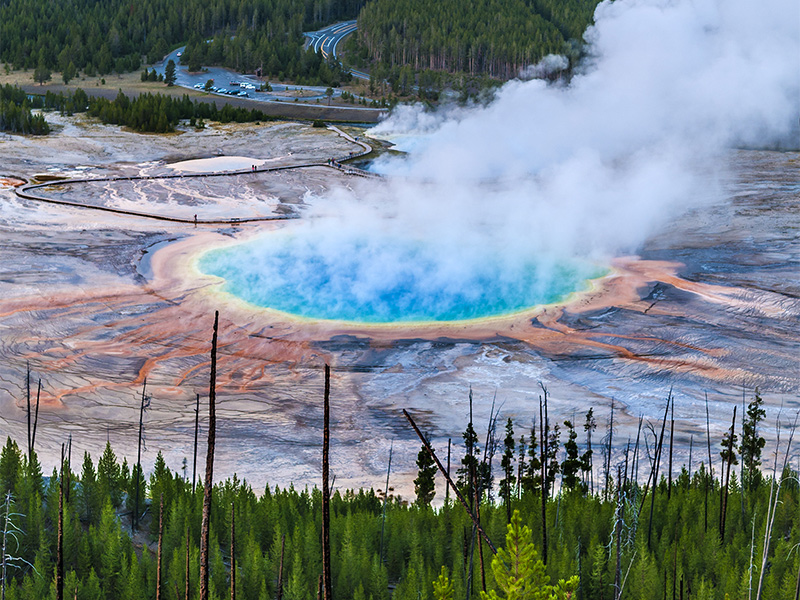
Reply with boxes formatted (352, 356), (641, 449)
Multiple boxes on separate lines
(0, 85), (50, 134)
(10, 88), (285, 134)
(0, 0), (364, 84)
(1, 345), (798, 600)
(350, 0), (600, 80)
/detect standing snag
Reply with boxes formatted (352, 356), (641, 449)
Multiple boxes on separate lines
(199, 311), (219, 600)
(321, 365), (332, 600)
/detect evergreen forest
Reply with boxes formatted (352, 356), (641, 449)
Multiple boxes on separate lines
(0, 0), (364, 83)
(350, 0), (600, 79)
(0, 85), (50, 134)
(0, 0), (603, 86)
(0, 379), (798, 600)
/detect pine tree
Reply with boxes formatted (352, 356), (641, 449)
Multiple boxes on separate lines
(522, 424), (542, 495)
(433, 566), (454, 600)
(78, 452), (100, 525)
(560, 421), (582, 493)
(164, 60), (177, 86)
(414, 444), (436, 507)
(149, 451), (173, 536)
(739, 389), (766, 492)
(480, 510), (578, 600)
(0, 439), (21, 499)
(499, 419), (516, 522)
(98, 442), (122, 508)
(457, 416), (480, 504)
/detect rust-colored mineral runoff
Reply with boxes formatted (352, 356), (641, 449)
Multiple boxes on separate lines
(1, 114), (798, 497)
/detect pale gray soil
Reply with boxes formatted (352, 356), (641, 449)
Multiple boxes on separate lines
(0, 114), (798, 499)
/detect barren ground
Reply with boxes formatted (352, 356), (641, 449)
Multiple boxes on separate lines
(1, 113), (798, 500)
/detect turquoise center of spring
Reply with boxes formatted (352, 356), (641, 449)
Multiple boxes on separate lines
(199, 233), (606, 323)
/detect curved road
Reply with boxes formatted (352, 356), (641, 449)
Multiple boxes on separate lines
(304, 20), (369, 81)
(154, 32), (379, 111)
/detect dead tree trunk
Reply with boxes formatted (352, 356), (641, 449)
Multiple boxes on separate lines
(647, 392), (672, 550)
(321, 365), (332, 600)
(66, 436), (72, 504)
(402, 409), (497, 554)
(276, 534), (286, 600)
(539, 393), (548, 565)
(667, 401), (674, 499)
(705, 392), (712, 533)
(157, 494), (164, 600)
(185, 527), (190, 600)
(30, 381), (41, 459)
(378, 441), (392, 565)
(795, 557), (800, 600)
(192, 393), (200, 495)
(474, 471), (486, 593)
(199, 311), (219, 600)
(605, 398), (615, 501)
(445, 438), (451, 505)
(614, 466), (622, 600)
(26, 363), (31, 460)
(134, 379), (147, 532)
(57, 444), (64, 600)
(719, 406), (737, 542)
(632, 416), (642, 486)
(755, 413), (797, 600)
(230, 502), (235, 600)
(2, 492), (10, 600)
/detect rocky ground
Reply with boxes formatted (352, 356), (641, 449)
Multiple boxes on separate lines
(1, 113), (798, 499)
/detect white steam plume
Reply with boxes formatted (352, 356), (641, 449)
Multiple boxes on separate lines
(519, 54), (569, 80)
(225, 0), (799, 319)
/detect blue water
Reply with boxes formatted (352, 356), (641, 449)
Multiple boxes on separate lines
(199, 232), (606, 323)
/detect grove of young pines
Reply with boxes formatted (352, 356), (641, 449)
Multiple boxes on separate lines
(0, 388), (797, 600)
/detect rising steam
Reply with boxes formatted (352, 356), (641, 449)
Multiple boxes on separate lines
(210, 0), (799, 320)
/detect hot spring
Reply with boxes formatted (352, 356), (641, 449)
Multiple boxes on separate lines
(198, 229), (607, 323)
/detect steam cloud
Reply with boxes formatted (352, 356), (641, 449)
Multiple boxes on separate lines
(227, 0), (800, 319)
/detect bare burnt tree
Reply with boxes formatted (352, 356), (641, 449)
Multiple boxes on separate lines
(705, 392), (713, 533)
(539, 390), (547, 565)
(446, 438), (451, 505)
(719, 406), (737, 542)
(185, 527), (190, 600)
(668, 400), (675, 499)
(647, 391), (672, 550)
(199, 311), (219, 600)
(321, 365), (332, 600)
(57, 444), (64, 600)
(30, 381), (41, 460)
(133, 380), (148, 532)
(276, 534), (286, 600)
(25, 363), (30, 459)
(156, 494), (164, 600)
(192, 393), (200, 494)
(402, 409), (497, 554)
(230, 502), (235, 600)
(378, 441), (392, 565)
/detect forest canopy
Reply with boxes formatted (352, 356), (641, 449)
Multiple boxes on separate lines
(0, 0), (364, 78)
(351, 0), (601, 79)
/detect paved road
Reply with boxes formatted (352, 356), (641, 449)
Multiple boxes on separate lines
(304, 20), (369, 81)
(153, 46), (379, 112)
